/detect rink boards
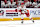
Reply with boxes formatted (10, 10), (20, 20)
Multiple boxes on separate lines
(0, 8), (40, 21)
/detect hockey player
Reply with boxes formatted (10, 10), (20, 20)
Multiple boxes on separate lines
(17, 3), (26, 24)
(16, 3), (34, 24)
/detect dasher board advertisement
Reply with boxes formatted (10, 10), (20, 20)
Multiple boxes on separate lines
(0, 8), (40, 18)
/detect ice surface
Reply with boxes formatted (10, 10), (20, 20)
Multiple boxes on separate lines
(0, 20), (40, 27)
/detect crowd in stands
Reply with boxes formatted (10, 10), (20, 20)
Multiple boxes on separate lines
(1, 0), (40, 8)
